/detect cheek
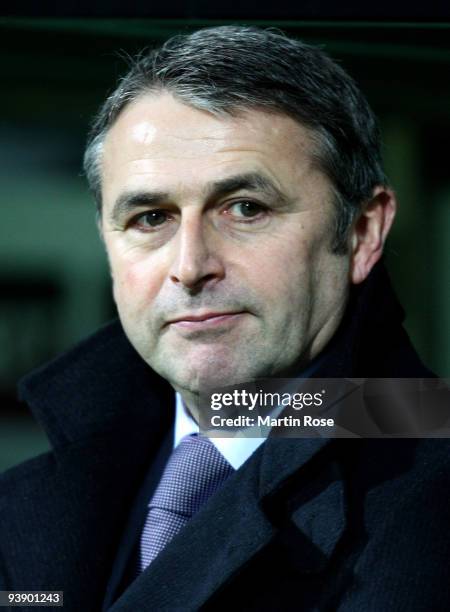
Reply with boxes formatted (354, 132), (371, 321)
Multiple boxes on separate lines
(250, 234), (313, 293)
(245, 225), (340, 327)
(111, 257), (163, 312)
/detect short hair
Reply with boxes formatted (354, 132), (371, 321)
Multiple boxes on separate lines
(83, 25), (388, 254)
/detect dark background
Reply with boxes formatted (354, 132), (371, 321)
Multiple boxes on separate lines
(1, 17), (449, 470)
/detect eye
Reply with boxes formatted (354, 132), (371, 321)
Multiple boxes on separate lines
(226, 200), (267, 220)
(129, 209), (173, 231)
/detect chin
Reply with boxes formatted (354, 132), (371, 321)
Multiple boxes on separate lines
(151, 339), (272, 394)
(162, 359), (251, 395)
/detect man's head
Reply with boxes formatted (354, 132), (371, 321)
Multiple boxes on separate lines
(84, 26), (395, 406)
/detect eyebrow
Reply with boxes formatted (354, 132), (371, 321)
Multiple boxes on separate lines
(108, 171), (290, 223)
(109, 190), (168, 223)
(207, 172), (289, 205)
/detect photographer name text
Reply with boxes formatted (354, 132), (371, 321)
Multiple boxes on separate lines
(210, 415), (334, 428)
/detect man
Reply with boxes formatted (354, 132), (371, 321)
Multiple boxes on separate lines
(1, 26), (449, 611)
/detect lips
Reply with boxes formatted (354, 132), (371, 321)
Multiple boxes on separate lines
(168, 311), (239, 323)
(166, 311), (245, 330)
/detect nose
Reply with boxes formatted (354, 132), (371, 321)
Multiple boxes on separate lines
(168, 213), (225, 290)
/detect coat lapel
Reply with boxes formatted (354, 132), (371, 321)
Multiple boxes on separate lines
(102, 427), (174, 609)
(260, 438), (346, 572)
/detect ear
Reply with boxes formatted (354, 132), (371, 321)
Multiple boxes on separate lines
(350, 186), (397, 285)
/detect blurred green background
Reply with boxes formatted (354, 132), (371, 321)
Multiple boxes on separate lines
(1, 18), (449, 471)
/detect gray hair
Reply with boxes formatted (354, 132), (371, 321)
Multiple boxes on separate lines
(83, 25), (388, 254)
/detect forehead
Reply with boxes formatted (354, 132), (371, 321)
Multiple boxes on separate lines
(101, 92), (324, 203)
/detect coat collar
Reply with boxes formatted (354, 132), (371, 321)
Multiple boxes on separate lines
(17, 319), (174, 452)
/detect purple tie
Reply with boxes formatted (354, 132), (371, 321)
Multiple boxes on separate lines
(139, 433), (234, 572)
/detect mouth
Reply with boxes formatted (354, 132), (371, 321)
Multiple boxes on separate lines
(166, 311), (246, 330)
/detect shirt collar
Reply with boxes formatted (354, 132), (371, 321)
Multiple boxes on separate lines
(174, 393), (266, 470)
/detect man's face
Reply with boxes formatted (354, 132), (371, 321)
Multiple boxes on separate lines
(100, 93), (350, 399)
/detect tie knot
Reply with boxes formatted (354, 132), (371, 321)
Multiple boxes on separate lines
(150, 434), (234, 517)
